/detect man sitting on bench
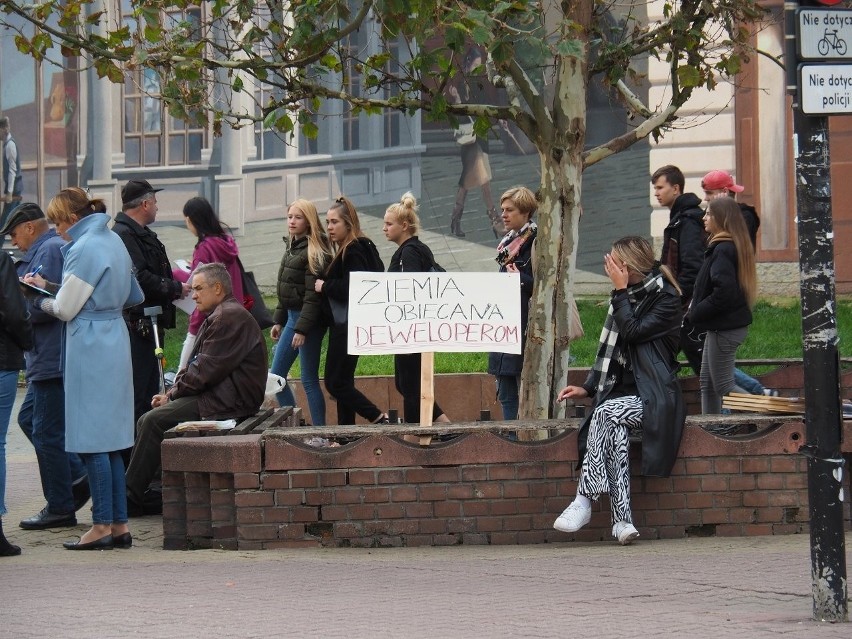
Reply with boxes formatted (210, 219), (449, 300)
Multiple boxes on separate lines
(125, 262), (267, 515)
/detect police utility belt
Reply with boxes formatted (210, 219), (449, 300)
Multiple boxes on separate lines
(126, 317), (153, 338)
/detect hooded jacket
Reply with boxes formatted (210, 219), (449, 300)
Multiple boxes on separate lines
(660, 192), (706, 305)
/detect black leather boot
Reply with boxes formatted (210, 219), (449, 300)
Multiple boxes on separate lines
(450, 190), (466, 237)
(0, 518), (22, 557)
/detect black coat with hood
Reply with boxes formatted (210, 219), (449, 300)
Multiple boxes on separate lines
(577, 279), (685, 477)
(660, 192), (706, 306)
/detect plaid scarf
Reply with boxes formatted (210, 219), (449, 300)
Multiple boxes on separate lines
(591, 269), (664, 393)
(496, 221), (537, 268)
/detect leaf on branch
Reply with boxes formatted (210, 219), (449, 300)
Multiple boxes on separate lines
(471, 25), (491, 46)
(232, 75), (244, 93)
(556, 38), (584, 60)
(676, 65), (701, 88)
(93, 57), (123, 83)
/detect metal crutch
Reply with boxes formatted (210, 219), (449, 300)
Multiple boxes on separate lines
(144, 305), (166, 395)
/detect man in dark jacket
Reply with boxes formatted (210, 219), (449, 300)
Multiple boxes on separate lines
(113, 179), (187, 426)
(2, 204), (89, 530)
(700, 169), (761, 247)
(125, 263), (267, 514)
(1, 249), (32, 556)
(652, 164), (706, 374)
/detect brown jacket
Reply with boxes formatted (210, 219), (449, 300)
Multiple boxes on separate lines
(169, 296), (267, 419)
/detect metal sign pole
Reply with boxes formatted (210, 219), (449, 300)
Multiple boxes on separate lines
(789, 0), (849, 623)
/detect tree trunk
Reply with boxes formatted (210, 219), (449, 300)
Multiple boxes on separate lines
(518, 2), (589, 424)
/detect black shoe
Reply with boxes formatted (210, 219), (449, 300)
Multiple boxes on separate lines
(19, 507), (77, 530)
(113, 532), (133, 549)
(72, 476), (91, 511)
(63, 534), (114, 551)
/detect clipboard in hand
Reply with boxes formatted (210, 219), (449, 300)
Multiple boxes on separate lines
(19, 280), (55, 297)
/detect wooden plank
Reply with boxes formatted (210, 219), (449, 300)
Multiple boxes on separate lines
(418, 352), (434, 446)
(723, 392), (805, 414)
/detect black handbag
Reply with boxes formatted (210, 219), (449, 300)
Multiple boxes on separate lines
(237, 257), (274, 329)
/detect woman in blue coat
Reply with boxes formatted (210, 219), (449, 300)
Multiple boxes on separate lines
(25, 187), (142, 550)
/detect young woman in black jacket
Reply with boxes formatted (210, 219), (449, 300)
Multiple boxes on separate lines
(314, 196), (388, 425)
(553, 236), (684, 545)
(383, 192), (450, 424)
(688, 197), (757, 414)
(270, 199), (332, 425)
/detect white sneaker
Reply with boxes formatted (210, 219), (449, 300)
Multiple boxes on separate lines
(612, 521), (640, 545)
(553, 501), (592, 533)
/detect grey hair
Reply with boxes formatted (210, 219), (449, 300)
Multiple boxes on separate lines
(193, 262), (233, 296)
(122, 191), (156, 212)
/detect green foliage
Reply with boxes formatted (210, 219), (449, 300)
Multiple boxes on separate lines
(1, 0), (767, 144)
(163, 298), (852, 377)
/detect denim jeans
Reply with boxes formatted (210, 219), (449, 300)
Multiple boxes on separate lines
(0, 370), (18, 516)
(80, 451), (127, 525)
(733, 368), (764, 395)
(496, 375), (520, 421)
(17, 381), (82, 514)
(270, 310), (327, 425)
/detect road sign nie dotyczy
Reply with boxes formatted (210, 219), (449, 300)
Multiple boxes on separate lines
(797, 7), (852, 60)
(796, 5), (852, 114)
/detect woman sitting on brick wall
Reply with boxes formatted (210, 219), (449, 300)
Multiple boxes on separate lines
(553, 236), (684, 545)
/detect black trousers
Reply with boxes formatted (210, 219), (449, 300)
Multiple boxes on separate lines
(394, 353), (444, 423)
(129, 330), (162, 425)
(324, 325), (382, 425)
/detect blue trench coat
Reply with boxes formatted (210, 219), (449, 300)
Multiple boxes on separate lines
(50, 213), (142, 453)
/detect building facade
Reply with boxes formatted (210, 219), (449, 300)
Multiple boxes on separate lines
(0, 2), (423, 228)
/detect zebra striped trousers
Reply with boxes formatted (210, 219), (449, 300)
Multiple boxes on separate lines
(577, 395), (643, 524)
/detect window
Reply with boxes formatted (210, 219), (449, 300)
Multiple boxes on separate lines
(253, 83), (287, 160)
(120, 1), (206, 167)
(383, 43), (402, 148)
(341, 28), (366, 151)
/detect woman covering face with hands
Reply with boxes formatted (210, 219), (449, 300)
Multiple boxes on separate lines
(553, 236), (685, 545)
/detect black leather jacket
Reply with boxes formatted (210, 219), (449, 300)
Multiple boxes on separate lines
(113, 212), (181, 329)
(578, 280), (685, 477)
(1, 251), (33, 370)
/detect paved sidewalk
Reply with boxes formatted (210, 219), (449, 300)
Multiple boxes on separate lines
(3, 387), (851, 638)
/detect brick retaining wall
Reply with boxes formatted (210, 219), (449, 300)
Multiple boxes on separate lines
(161, 417), (852, 550)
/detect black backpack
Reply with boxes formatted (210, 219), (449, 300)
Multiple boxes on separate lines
(413, 241), (445, 272)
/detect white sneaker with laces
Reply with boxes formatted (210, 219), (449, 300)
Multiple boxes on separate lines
(612, 521), (640, 545)
(553, 501), (592, 533)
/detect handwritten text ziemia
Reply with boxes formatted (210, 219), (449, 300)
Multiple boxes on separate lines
(347, 272), (522, 355)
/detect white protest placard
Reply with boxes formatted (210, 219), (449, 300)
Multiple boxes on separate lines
(347, 272), (522, 355)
